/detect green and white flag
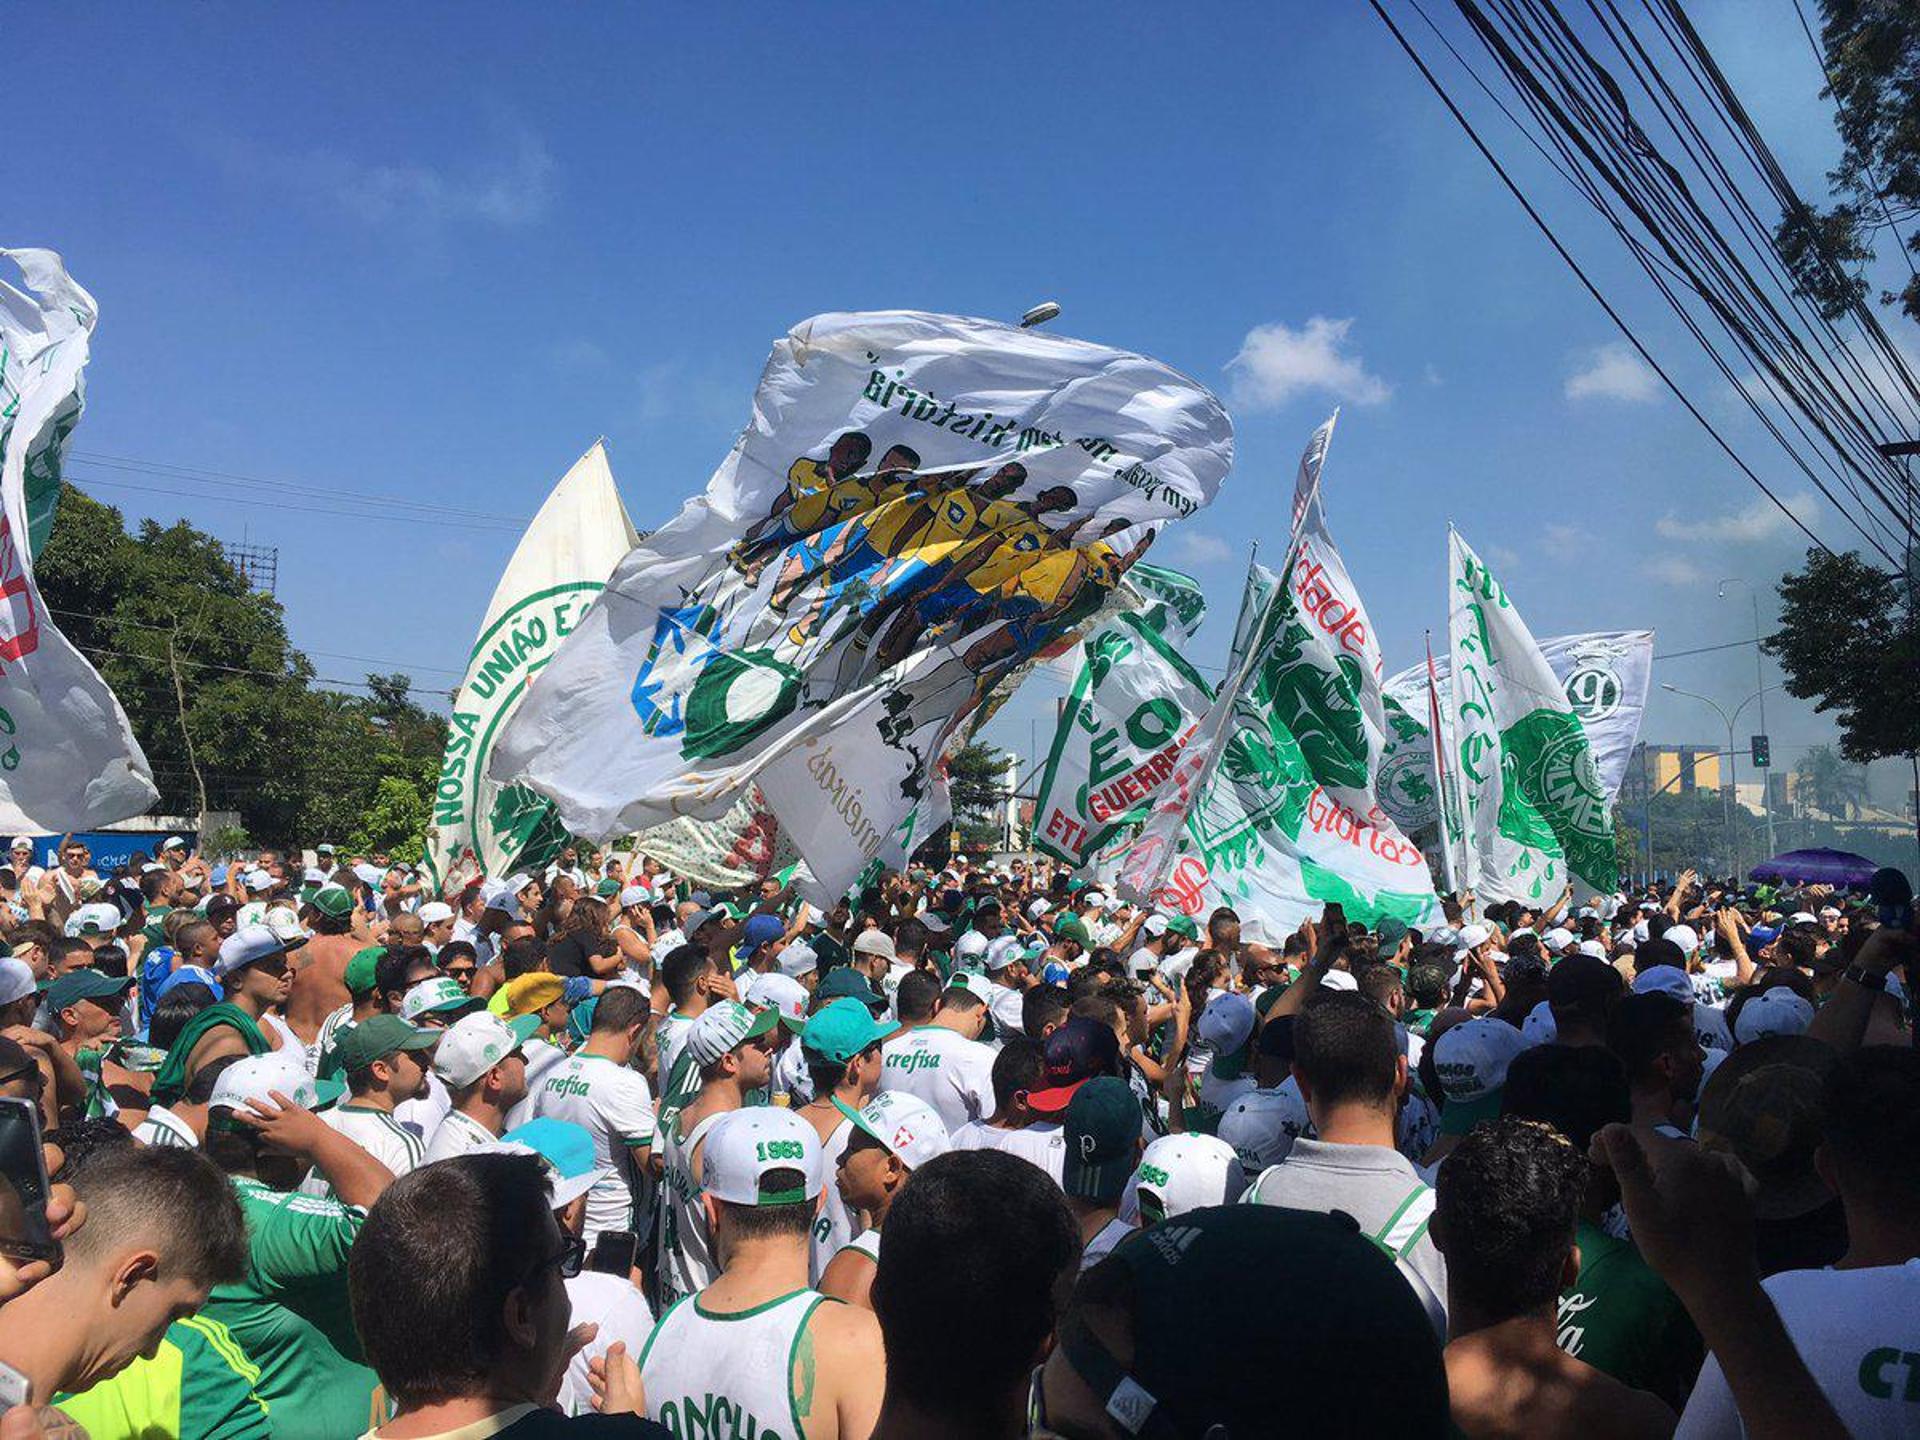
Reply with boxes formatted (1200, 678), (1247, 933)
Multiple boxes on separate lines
(1119, 419), (1437, 935)
(492, 311), (1233, 899)
(423, 442), (639, 887)
(0, 250), (157, 830)
(1446, 529), (1618, 903)
(1031, 565), (1212, 867)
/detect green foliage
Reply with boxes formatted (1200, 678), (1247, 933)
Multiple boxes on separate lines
(1767, 547), (1920, 763)
(1776, 1), (1920, 322)
(1794, 743), (1870, 819)
(36, 484), (448, 848)
(204, 824), (252, 859)
(947, 742), (1011, 854)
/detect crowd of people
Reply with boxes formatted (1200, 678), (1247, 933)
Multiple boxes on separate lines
(0, 832), (1914, 1438)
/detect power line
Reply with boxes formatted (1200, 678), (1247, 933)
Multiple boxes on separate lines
(50, 608), (465, 677)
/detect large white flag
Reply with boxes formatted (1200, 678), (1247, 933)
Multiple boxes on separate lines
(423, 442), (639, 885)
(1380, 628), (1654, 848)
(1030, 566), (1212, 867)
(1446, 530), (1619, 903)
(493, 311), (1233, 895)
(1120, 419), (1437, 935)
(0, 250), (157, 830)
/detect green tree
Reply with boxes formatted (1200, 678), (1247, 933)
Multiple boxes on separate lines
(1774, 2), (1920, 322)
(35, 484), (447, 848)
(947, 742), (1012, 854)
(1767, 547), (1920, 763)
(1794, 743), (1870, 819)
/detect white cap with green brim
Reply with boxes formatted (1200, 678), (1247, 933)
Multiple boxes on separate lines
(433, 1012), (538, 1087)
(701, 1107), (824, 1206)
(1133, 1132), (1241, 1220)
(401, 976), (478, 1022)
(684, 999), (779, 1067)
(210, 1053), (343, 1124)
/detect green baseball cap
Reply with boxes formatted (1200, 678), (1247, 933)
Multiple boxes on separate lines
(344, 947), (386, 998)
(329, 1014), (437, 1075)
(800, 997), (898, 1062)
(1062, 1077), (1141, 1204)
(1164, 915), (1200, 941)
(310, 885), (354, 920)
(595, 878), (622, 899)
(47, 969), (134, 1013)
(1054, 915), (1092, 946)
(814, 967), (884, 1009)
(1376, 916), (1410, 949)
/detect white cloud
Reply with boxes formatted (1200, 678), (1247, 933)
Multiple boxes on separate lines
(1488, 543), (1524, 573)
(1166, 530), (1234, 567)
(1654, 490), (1818, 543)
(1226, 317), (1391, 410)
(1565, 343), (1661, 403)
(1542, 523), (1588, 558)
(208, 123), (554, 235)
(1644, 553), (1706, 587)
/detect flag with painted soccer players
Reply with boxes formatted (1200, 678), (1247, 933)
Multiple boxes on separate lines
(1031, 565), (1213, 868)
(0, 249), (157, 830)
(1119, 419), (1438, 935)
(422, 442), (640, 888)
(1446, 529), (1619, 903)
(491, 311), (1234, 896)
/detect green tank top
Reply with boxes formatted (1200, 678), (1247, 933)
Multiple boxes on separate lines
(152, 1002), (269, 1103)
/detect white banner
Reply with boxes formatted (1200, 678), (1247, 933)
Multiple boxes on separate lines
(423, 442), (639, 885)
(1119, 420), (1437, 936)
(1447, 530), (1618, 903)
(1030, 568), (1213, 868)
(0, 250), (157, 830)
(492, 311), (1234, 895)
(1380, 629), (1653, 843)
(631, 783), (806, 893)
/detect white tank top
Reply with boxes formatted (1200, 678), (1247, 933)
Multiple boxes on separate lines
(639, 1288), (831, 1440)
(807, 1117), (859, 1284)
(836, 1229), (881, 1265)
(656, 1110), (726, 1307)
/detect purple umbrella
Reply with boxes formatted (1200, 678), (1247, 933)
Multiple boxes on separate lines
(1748, 847), (1879, 889)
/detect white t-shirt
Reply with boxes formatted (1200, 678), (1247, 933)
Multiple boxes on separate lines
(530, 1051), (658, 1242)
(952, 1119), (1067, 1189)
(878, 1024), (997, 1134)
(424, 1107), (498, 1163)
(1079, 1215), (1134, 1272)
(558, 1270), (656, 1418)
(504, 1036), (569, 1131)
(1677, 1259), (1920, 1439)
(988, 982), (1026, 1039)
(1692, 1002), (1733, 1054)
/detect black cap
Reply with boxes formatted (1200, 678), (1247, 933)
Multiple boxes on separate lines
(1547, 954), (1623, 1012)
(1027, 1016), (1121, 1114)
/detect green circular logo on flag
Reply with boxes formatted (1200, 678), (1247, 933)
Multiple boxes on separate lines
(682, 649), (802, 759)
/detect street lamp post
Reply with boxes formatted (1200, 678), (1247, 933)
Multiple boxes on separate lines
(1718, 578), (1778, 859)
(1660, 682), (1777, 883)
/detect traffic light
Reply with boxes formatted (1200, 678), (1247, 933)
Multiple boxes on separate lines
(1751, 734), (1771, 769)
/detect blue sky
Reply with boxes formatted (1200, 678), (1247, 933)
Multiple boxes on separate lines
(9, 1), (1915, 809)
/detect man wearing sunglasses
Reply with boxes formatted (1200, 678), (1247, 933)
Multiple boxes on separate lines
(151, 924), (292, 1105)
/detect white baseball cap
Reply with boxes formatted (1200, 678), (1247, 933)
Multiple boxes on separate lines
(852, 930), (897, 962)
(1521, 1000), (1558, 1047)
(685, 999), (779, 1068)
(1541, 927), (1575, 955)
(1787, 911), (1818, 926)
(954, 931), (989, 962)
(1577, 939), (1609, 960)
(65, 902), (121, 938)
(211, 1053), (337, 1117)
(1028, 898), (1052, 919)
(745, 971), (809, 1027)
(417, 901), (455, 926)
(1143, 914), (1169, 938)
(1085, 890), (1106, 908)
(776, 941), (819, 979)
(1196, 992), (1256, 1055)
(944, 971), (995, 1007)
(1631, 965), (1696, 1005)
(242, 868), (274, 893)
(1320, 968), (1359, 992)
(503, 872), (536, 894)
(701, 1108), (824, 1205)
(985, 935), (1024, 972)
(402, 976), (477, 1021)
(0, 957), (36, 1008)
(1818, 906), (1842, 919)
(1433, 1017), (1528, 1110)
(1457, 924), (1492, 950)
(617, 884), (649, 909)
(1664, 924), (1701, 956)
(844, 1090), (951, 1171)
(434, 1012), (537, 1087)
(215, 924), (290, 978)
(264, 908), (310, 949)
(1218, 1079), (1313, 1178)
(8, 836), (31, 853)
(1733, 987), (1817, 1046)
(161, 835), (188, 853)
(1133, 1133), (1240, 1219)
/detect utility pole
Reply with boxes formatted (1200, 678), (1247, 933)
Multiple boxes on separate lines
(166, 628), (208, 830)
(1719, 578), (1777, 859)
(1874, 439), (1920, 873)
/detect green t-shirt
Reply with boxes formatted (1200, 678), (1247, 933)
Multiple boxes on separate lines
(57, 1313), (271, 1440)
(200, 1178), (382, 1440)
(152, 1003), (269, 1104)
(1558, 1219), (1703, 1411)
(810, 933), (849, 975)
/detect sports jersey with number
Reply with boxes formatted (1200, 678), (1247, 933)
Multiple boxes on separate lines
(531, 1051), (658, 1242)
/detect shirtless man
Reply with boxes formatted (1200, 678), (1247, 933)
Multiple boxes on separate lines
(285, 886), (368, 1047)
